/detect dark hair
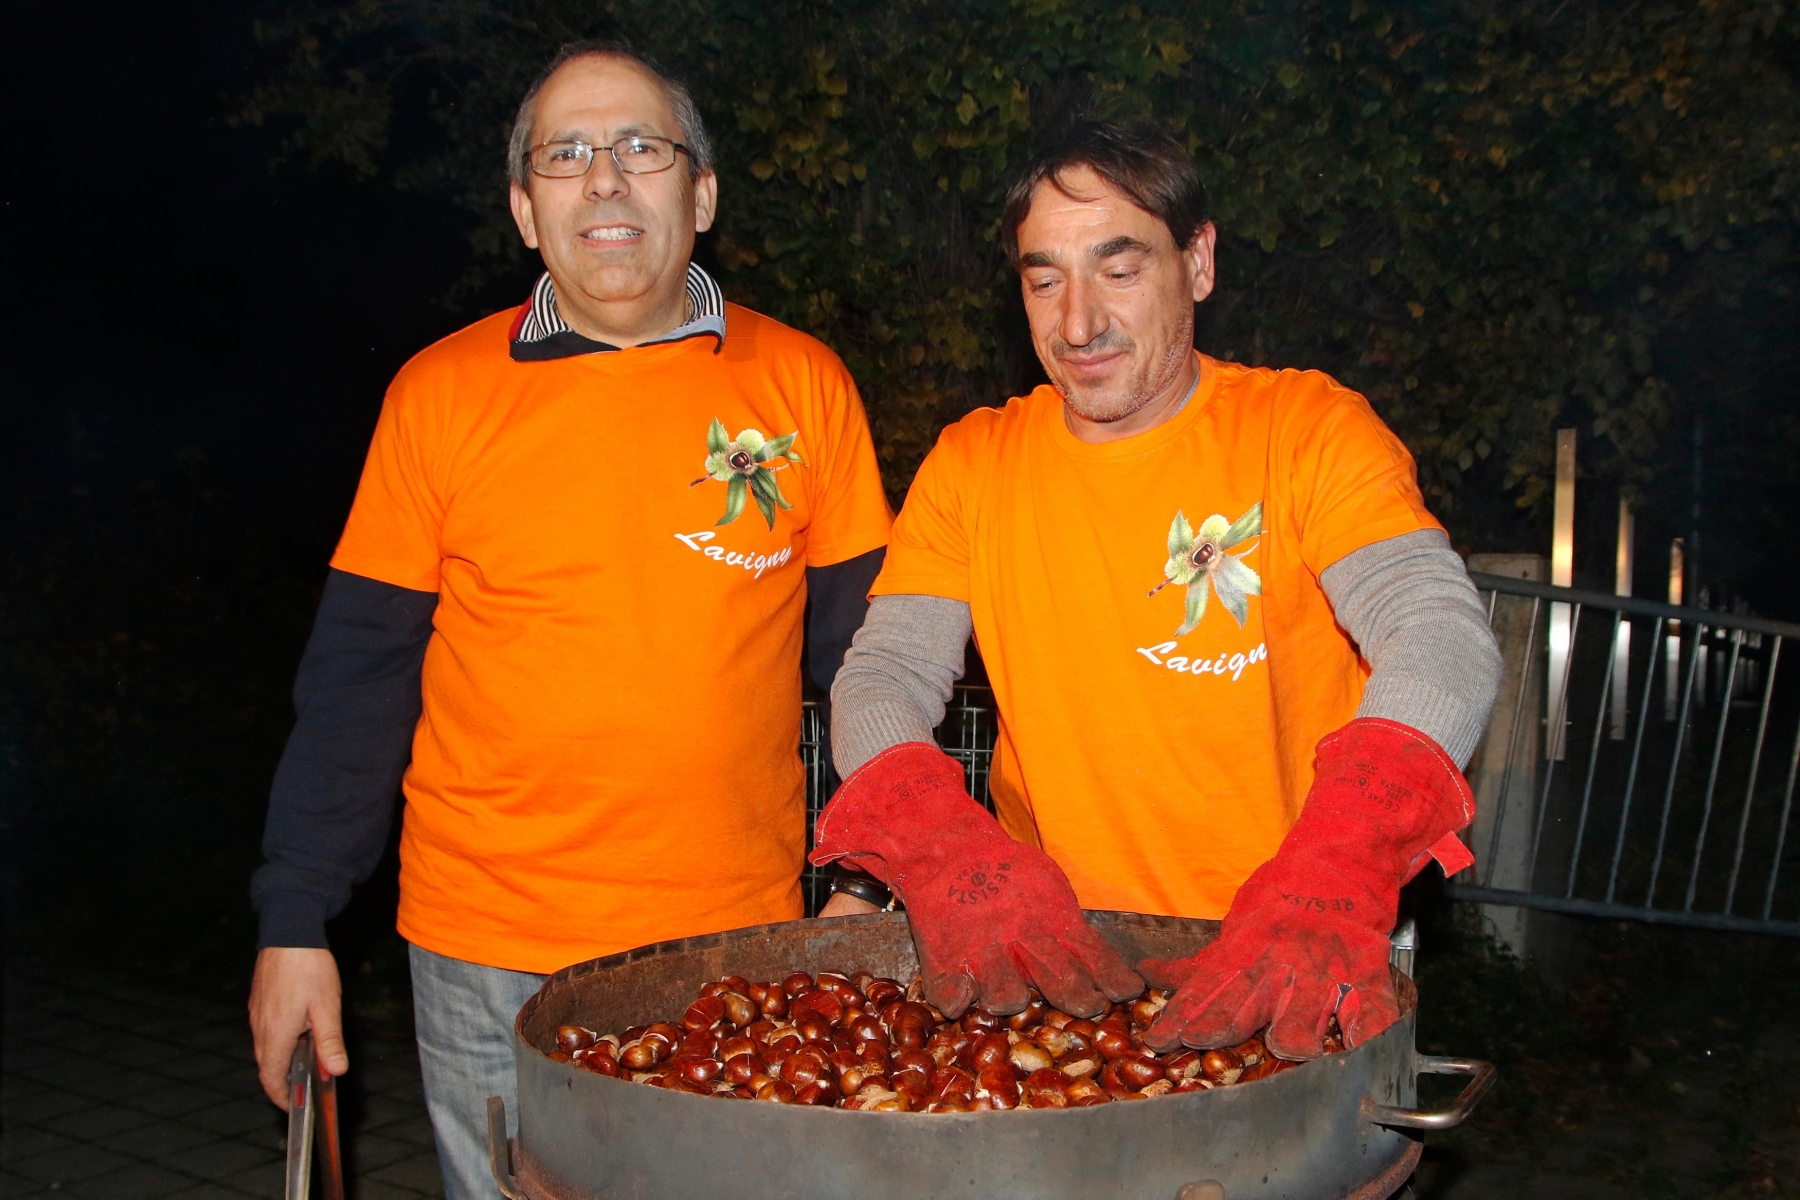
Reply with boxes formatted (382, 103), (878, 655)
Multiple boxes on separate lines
(507, 39), (714, 185)
(999, 120), (1209, 268)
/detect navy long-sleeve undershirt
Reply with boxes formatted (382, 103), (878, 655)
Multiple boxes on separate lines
(250, 547), (886, 949)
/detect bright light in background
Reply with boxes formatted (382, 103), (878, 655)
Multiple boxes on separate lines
(1547, 429), (1576, 761)
(1666, 538), (1684, 720)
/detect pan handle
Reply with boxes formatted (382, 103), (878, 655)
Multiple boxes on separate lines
(1362, 1055), (1496, 1131)
(487, 1097), (530, 1200)
(285, 1035), (316, 1200)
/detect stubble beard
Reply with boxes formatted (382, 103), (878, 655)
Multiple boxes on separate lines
(1051, 311), (1196, 426)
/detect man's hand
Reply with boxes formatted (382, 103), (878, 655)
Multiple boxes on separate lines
(1143, 719), (1474, 1059)
(249, 947), (348, 1109)
(810, 742), (1143, 1018)
(818, 892), (881, 918)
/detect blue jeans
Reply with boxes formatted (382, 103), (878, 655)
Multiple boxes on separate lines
(409, 943), (548, 1200)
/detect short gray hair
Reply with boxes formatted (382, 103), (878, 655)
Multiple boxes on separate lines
(506, 40), (715, 187)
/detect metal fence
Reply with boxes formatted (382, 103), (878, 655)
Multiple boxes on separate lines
(1447, 571), (1800, 936)
(798, 573), (1800, 938)
(798, 686), (998, 914)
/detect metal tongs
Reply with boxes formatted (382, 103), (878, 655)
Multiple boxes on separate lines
(285, 1032), (345, 1200)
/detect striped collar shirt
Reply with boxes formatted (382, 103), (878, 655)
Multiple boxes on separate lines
(508, 262), (728, 362)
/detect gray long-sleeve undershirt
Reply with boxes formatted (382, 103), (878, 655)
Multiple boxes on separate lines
(829, 527), (1502, 777)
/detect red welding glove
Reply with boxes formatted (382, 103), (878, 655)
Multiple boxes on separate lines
(1142, 718), (1476, 1060)
(810, 741), (1144, 1019)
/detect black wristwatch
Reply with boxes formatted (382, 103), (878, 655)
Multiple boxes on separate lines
(828, 865), (899, 911)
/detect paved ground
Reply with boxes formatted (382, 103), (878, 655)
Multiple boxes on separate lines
(1, 962), (443, 1200)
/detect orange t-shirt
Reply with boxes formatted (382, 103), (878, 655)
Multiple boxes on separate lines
(332, 303), (891, 973)
(872, 353), (1439, 919)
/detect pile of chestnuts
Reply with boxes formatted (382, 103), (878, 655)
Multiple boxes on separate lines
(549, 970), (1343, 1112)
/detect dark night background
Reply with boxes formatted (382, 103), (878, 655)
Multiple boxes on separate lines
(6, 3), (1800, 1193)
(1, 1), (501, 987)
(5, 0), (1800, 983)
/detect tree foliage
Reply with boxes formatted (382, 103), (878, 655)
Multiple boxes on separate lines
(240, 0), (1800, 532)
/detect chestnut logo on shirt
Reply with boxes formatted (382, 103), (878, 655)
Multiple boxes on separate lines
(1146, 502), (1263, 635)
(690, 418), (805, 530)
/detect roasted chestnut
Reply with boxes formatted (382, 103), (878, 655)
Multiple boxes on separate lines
(791, 988), (846, 1027)
(1200, 1047), (1244, 1085)
(976, 1064), (1021, 1109)
(682, 996), (726, 1032)
(1115, 1054), (1165, 1090)
(1094, 1023), (1135, 1061)
(677, 1029), (719, 1059)
(1127, 991), (1169, 1029)
(793, 1011), (834, 1044)
(619, 1034), (671, 1070)
(864, 978), (904, 1007)
(1005, 995), (1048, 1032)
(1163, 1049), (1202, 1084)
(1008, 1041), (1053, 1074)
(795, 1080), (837, 1106)
(720, 991), (757, 1027)
(969, 1032), (1011, 1072)
(669, 1055), (722, 1086)
(1066, 1078), (1112, 1106)
(557, 1025), (597, 1054)
(722, 1053), (766, 1085)
(575, 1047), (620, 1077)
(754, 1079), (796, 1103)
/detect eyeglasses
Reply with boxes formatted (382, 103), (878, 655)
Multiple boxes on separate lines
(524, 135), (690, 179)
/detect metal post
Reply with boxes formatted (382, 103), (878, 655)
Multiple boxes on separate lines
(1607, 615), (1665, 903)
(1483, 595), (1542, 886)
(1528, 602), (1583, 891)
(1567, 612), (1622, 897)
(1684, 631), (1743, 911)
(1763, 717), (1800, 921)
(1725, 636), (1781, 914)
(1648, 624), (1706, 907)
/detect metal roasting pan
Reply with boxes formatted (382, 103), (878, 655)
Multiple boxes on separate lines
(490, 911), (1493, 1200)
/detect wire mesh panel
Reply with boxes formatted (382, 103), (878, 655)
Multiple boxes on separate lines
(1449, 572), (1800, 935)
(798, 686), (997, 915)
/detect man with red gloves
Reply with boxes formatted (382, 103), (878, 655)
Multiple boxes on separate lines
(810, 120), (1501, 1061)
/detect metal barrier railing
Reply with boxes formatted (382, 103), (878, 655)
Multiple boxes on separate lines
(1448, 572), (1800, 936)
(799, 573), (1800, 938)
(798, 686), (997, 915)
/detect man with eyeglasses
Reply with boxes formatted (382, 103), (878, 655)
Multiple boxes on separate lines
(247, 42), (891, 1198)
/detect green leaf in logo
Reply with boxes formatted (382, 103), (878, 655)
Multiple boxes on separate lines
(1167, 511), (1195, 559)
(748, 470), (779, 529)
(1222, 502), (1264, 550)
(718, 475), (748, 526)
(759, 431), (798, 462)
(1179, 578), (1209, 636)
